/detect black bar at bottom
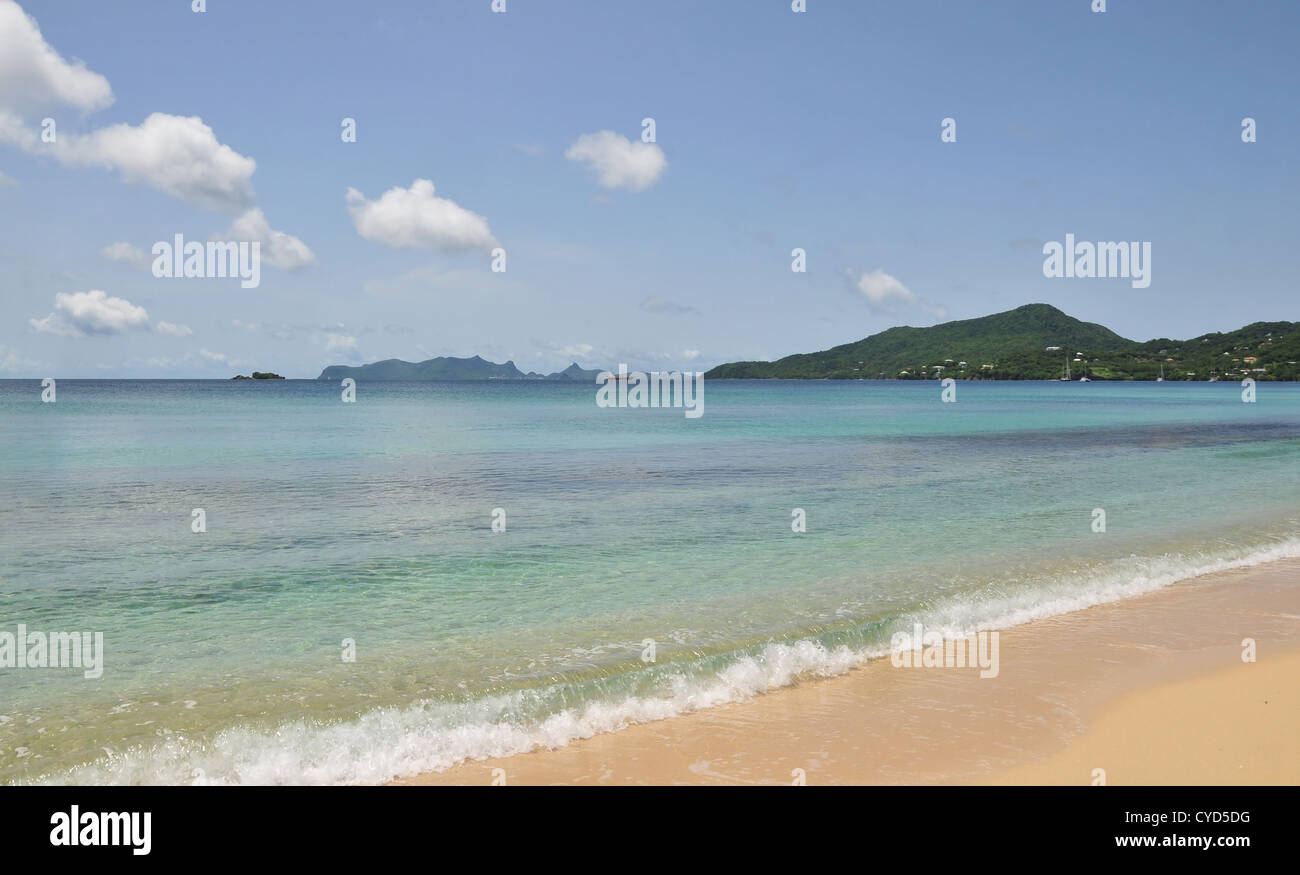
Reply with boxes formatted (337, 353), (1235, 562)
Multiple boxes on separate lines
(0, 785), (1284, 861)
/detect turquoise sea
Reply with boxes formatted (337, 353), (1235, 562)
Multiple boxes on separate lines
(1, 378), (1298, 784)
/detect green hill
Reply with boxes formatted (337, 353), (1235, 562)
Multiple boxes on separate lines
(705, 304), (1300, 381)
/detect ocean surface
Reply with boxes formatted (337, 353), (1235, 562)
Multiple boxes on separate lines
(1, 378), (1298, 785)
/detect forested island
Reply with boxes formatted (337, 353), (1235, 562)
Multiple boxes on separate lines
(705, 304), (1299, 381)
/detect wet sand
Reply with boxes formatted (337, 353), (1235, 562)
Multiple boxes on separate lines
(394, 558), (1300, 785)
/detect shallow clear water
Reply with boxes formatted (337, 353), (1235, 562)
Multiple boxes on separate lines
(1, 379), (1297, 783)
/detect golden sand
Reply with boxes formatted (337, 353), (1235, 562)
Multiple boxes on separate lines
(394, 558), (1300, 785)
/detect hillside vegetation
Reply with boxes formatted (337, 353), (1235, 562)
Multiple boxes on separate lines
(705, 304), (1300, 381)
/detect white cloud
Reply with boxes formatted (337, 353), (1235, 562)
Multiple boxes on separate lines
(0, 3), (316, 258)
(101, 241), (148, 268)
(847, 269), (947, 320)
(346, 178), (497, 252)
(29, 289), (150, 336)
(0, 4), (282, 216)
(0, 109), (258, 214)
(565, 130), (666, 192)
(853, 269), (916, 307)
(0, 0), (113, 117)
(50, 113), (257, 213)
(214, 208), (315, 269)
(155, 321), (193, 337)
(198, 348), (243, 368)
(29, 289), (197, 339)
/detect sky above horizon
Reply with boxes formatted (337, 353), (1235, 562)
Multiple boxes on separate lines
(1, 0), (1296, 378)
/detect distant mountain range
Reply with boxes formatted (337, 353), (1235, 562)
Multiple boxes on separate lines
(705, 304), (1300, 381)
(317, 355), (603, 382)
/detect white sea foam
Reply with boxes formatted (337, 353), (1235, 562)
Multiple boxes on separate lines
(39, 537), (1300, 786)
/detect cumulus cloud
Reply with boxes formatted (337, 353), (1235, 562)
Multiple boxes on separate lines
(214, 208), (315, 269)
(345, 178), (497, 253)
(28, 289), (194, 338)
(0, 3), (312, 253)
(853, 269), (916, 307)
(565, 130), (666, 192)
(0, 112), (257, 214)
(155, 321), (193, 337)
(101, 241), (148, 268)
(0, 0), (113, 116)
(50, 113), (257, 213)
(0, 6), (260, 214)
(846, 269), (947, 320)
(29, 289), (150, 336)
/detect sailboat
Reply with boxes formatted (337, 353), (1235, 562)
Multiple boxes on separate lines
(1060, 356), (1071, 381)
(1079, 360), (1091, 382)
(1157, 364), (1164, 382)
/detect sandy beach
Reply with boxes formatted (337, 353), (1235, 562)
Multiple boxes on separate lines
(395, 557), (1300, 786)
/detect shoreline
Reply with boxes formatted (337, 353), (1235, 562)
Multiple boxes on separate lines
(394, 557), (1300, 785)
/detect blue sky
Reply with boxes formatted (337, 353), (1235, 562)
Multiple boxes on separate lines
(1, 0), (1296, 377)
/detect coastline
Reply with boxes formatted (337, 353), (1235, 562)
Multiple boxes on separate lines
(394, 557), (1300, 786)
